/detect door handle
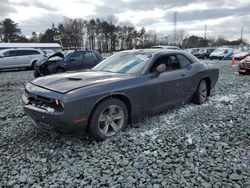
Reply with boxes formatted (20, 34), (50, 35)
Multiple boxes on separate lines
(181, 73), (186, 77)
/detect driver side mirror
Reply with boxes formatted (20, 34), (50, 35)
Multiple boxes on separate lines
(0, 55), (3, 58)
(156, 64), (166, 73)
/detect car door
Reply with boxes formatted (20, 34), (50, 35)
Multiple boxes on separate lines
(66, 51), (84, 71)
(149, 54), (192, 110)
(24, 50), (40, 67)
(0, 50), (17, 68)
(81, 51), (98, 69)
(15, 50), (30, 67)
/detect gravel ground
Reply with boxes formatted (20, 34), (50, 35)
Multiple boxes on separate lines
(0, 61), (249, 188)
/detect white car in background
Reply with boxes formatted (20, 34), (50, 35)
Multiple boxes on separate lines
(209, 47), (234, 60)
(0, 48), (45, 70)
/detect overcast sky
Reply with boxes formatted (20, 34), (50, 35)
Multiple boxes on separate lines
(1, 0), (250, 41)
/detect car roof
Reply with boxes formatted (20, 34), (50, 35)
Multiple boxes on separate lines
(120, 48), (184, 55)
(1, 48), (41, 51)
(118, 49), (200, 64)
(152, 45), (180, 49)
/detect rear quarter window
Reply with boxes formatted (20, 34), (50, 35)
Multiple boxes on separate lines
(176, 54), (192, 68)
(94, 51), (103, 61)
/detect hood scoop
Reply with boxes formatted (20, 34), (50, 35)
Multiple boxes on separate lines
(67, 77), (82, 81)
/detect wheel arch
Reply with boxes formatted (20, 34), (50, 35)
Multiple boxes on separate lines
(56, 66), (66, 71)
(192, 76), (211, 98)
(31, 59), (38, 68)
(87, 93), (132, 128)
(203, 76), (211, 96)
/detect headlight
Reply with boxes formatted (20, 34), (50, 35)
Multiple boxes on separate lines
(53, 99), (64, 108)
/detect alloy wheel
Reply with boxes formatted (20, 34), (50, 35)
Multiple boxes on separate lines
(98, 105), (125, 137)
(199, 80), (207, 103)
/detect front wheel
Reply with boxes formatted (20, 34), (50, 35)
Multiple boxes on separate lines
(34, 69), (40, 78)
(192, 79), (208, 105)
(31, 61), (37, 70)
(89, 98), (128, 141)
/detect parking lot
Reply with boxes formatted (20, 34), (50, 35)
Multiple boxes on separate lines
(0, 60), (249, 187)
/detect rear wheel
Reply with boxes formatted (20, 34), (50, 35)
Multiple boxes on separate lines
(89, 98), (128, 141)
(192, 79), (208, 105)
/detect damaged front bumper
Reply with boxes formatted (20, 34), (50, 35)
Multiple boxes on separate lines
(22, 83), (88, 134)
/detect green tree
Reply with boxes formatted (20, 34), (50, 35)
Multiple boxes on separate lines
(40, 24), (58, 43)
(0, 18), (21, 42)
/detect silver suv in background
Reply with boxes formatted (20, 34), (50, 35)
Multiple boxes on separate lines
(0, 48), (45, 70)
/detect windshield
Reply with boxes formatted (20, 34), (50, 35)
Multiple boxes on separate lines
(48, 50), (73, 61)
(63, 50), (74, 60)
(93, 51), (152, 74)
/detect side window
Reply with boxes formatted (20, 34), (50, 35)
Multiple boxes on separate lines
(176, 54), (192, 68)
(3, 50), (17, 57)
(16, 50), (26, 56)
(27, 50), (40, 55)
(94, 51), (103, 62)
(150, 55), (180, 73)
(83, 52), (96, 64)
(69, 52), (83, 62)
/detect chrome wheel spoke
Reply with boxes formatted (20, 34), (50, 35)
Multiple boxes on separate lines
(199, 81), (207, 102)
(102, 122), (109, 135)
(112, 112), (124, 120)
(99, 114), (106, 122)
(108, 105), (116, 115)
(110, 121), (120, 133)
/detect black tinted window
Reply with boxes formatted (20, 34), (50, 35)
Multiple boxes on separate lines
(15, 50), (40, 56)
(150, 55), (180, 72)
(69, 52), (83, 62)
(94, 51), (103, 61)
(83, 52), (96, 64)
(176, 54), (192, 68)
(3, 50), (17, 57)
(27, 50), (40, 55)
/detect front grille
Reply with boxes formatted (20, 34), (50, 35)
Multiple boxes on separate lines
(25, 90), (63, 112)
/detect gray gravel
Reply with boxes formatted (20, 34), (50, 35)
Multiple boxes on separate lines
(0, 61), (249, 187)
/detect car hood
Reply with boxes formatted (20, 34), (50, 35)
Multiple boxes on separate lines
(47, 52), (64, 59)
(37, 52), (64, 66)
(31, 71), (134, 94)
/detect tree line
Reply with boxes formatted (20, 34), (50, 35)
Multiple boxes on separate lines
(0, 18), (247, 52)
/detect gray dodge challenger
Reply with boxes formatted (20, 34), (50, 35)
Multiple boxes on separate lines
(23, 49), (219, 141)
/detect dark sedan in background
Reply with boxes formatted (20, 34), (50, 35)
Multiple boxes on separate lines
(34, 50), (103, 77)
(23, 49), (219, 141)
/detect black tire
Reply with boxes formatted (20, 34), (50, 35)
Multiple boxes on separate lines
(34, 69), (40, 78)
(56, 68), (65, 73)
(31, 61), (37, 70)
(89, 98), (128, 141)
(192, 79), (209, 105)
